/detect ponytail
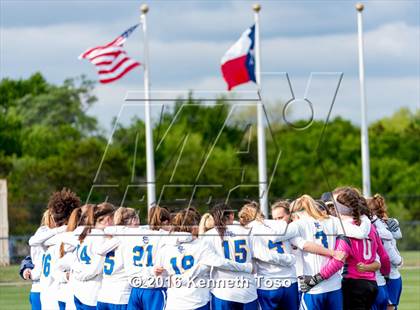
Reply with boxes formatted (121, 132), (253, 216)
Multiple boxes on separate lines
(114, 207), (139, 225)
(210, 203), (233, 240)
(367, 194), (388, 220)
(148, 205), (170, 230)
(60, 204), (95, 257)
(333, 187), (363, 225)
(67, 207), (82, 232)
(171, 208), (201, 235)
(198, 213), (214, 235)
(290, 195), (329, 221)
(79, 202), (115, 243)
(41, 209), (55, 229)
(60, 207), (80, 257)
(238, 202), (264, 226)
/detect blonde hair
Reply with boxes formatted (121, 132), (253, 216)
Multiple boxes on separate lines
(198, 213), (214, 235)
(114, 207), (139, 225)
(238, 203), (264, 226)
(290, 195), (329, 220)
(41, 209), (55, 228)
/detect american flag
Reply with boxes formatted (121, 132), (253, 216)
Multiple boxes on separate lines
(79, 24), (141, 84)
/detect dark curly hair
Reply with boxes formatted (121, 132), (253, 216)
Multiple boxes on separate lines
(333, 186), (363, 225)
(47, 188), (81, 227)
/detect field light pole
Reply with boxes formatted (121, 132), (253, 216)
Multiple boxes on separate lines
(141, 4), (156, 211)
(356, 3), (371, 197)
(254, 4), (269, 217)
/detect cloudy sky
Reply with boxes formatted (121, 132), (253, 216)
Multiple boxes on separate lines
(1, 0), (419, 131)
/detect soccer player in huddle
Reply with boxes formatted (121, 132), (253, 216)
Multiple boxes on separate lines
(299, 187), (391, 310)
(39, 189), (81, 310)
(24, 187), (404, 310)
(368, 194), (403, 310)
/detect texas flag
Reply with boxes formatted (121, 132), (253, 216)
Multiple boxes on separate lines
(221, 25), (256, 90)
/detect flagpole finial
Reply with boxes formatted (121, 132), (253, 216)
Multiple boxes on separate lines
(253, 3), (261, 13)
(355, 3), (364, 12)
(141, 4), (149, 14)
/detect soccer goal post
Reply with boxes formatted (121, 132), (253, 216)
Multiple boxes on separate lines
(0, 179), (10, 266)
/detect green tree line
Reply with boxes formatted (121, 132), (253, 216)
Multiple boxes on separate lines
(1, 73), (419, 240)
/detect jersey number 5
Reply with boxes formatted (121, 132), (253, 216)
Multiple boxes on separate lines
(104, 251), (115, 275)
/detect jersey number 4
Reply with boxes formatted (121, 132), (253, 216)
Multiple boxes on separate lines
(78, 245), (92, 265)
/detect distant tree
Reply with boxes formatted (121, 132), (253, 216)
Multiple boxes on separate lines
(1, 74), (419, 235)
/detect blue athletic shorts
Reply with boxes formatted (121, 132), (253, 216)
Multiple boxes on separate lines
(372, 285), (388, 310)
(300, 289), (343, 310)
(211, 294), (258, 310)
(257, 282), (299, 310)
(29, 292), (41, 310)
(127, 287), (167, 310)
(386, 277), (402, 308)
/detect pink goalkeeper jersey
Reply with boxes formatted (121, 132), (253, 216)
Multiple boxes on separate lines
(320, 224), (390, 281)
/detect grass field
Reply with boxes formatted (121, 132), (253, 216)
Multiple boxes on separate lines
(1, 251), (419, 309)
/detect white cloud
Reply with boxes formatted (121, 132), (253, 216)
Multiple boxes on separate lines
(0, 7), (418, 131)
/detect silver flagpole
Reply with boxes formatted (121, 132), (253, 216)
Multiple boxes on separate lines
(141, 4), (157, 210)
(356, 3), (371, 197)
(253, 4), (269, 216)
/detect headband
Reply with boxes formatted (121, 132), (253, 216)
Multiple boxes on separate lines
(333, 194), (353, 216)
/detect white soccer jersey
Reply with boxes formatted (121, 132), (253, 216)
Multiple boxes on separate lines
(29, 245), (44, 293)
(96, 226), (152, 305)
(120, 227), (169, 288)
(28, 225), (67, 293)
(205, 224), (257, 303)
(387, 238), (402, 279)
(335, 215), (371, 238)
(374, 219), (403, 279)
(155, 232), (252, 310)
(58, 227), (86, 310)
(263, 220), (300, 241)
(54, 250), (76, 306)
(372, 254), (386, 287)
(71, 228), (107, 307)
(39, 230), (69, 310)
(247, 221), (297, 290)
(290, 215), (341, 294)
(372, 216), (393, 241)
